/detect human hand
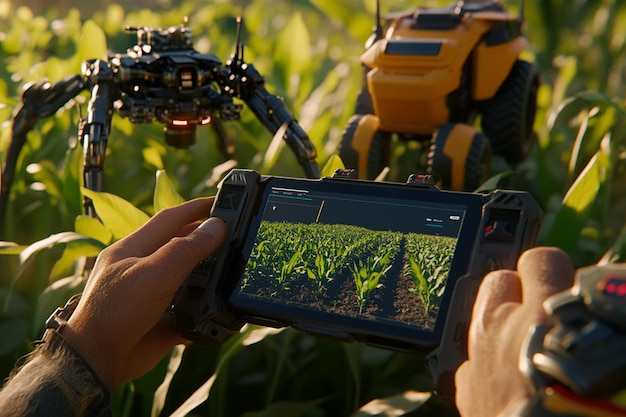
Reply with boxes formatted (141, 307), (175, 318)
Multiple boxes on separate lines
(62, 197), (227, 390)
(454, 247), (575, 417)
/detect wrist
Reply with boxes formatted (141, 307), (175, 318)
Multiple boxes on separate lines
(45, 294), (118, 390)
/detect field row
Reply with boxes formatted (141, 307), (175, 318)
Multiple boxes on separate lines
(240, 221), (458, 318)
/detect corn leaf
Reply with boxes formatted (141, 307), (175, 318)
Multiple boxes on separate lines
(543, 150), (611, 254)
(81, 188), (150, 241)
(154, 169), (185, 212)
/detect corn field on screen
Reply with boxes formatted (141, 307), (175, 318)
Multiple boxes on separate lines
(228, 179), (481, 345)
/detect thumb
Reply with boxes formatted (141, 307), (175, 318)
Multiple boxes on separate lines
(145, 217), (227, 293)
(517, 247), (575, 308)
(471, 269), (522, 328)
(172, 216), (227, 267)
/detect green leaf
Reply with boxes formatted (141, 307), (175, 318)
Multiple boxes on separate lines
(154, 170), (185, 212)
(18, 232), (100, 266)
(599, 224), (626, 265)
(0, 242), (27, 255)
(49, 238), (105, 280)
(543, 150), (611, 254)
(275, 12), (311, 77)
(33, 275), (85, 337)
(75, 215), (113, 245)
(4, 233), (101, 304)
(350, 390), (431, 417)
(152, 345), (186, 417)
(77, 20), (107, 62)
(81, 188), (150, 241)
(321, 154), (345, 177)
(343, 342), (363, 410)
(474, 171), (513, 193)
(240, 325), (285, 346)
(143, 146), (164, 171)
(168, 327), (253, 417)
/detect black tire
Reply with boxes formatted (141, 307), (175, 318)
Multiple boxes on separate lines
(338, 115), (390, 179)
(479, 60), (539, 165)
(428, 123), (492, 191)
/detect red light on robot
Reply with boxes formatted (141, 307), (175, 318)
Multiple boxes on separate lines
(201, 116), (212, 125)
(598, 274), (626, 300)
(172, 120), (188, 126)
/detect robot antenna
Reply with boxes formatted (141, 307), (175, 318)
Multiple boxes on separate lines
(375, 0), (383, 41)
(233, 16), (245, 63)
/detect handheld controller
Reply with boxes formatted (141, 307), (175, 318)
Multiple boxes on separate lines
(171, 168), (542, 397)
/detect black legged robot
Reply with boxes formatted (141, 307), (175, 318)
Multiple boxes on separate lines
(0, 17), (320, 222)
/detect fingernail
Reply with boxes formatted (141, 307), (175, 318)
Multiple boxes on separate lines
(198, 217), (226, 238)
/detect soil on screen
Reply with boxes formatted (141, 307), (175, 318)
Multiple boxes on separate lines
(244, 238), (439, 331)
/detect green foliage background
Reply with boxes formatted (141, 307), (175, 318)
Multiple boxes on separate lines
(1, 0), (626, 415)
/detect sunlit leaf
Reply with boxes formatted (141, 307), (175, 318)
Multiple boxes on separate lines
(143, 146), (164, 171)
(543, 150), (611, 254)
(599, 224), (626, 265)
(154, 170), (185, 212)
(81, 188), (150, 241)
(351, 390), (431, 417)
(241, 324), (285, 346)
(18, 232), (101, 266)
(321, 154), (345, 177)
(169, 327), (254, 417)
(0, 242), (27, 255)
(152, 345), (185, 417)
(75, 214), (113, 245)
(77, 20), (107, 62)
(49, 239), (104, 280)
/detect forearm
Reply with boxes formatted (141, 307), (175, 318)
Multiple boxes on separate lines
(0, 330), (111, 417)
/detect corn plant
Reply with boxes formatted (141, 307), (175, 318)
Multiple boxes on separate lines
(350, 231), (402, 314)
(304, 225), (368, 293)
(242, 222), (307, 295)
(405, 234), (457, 316)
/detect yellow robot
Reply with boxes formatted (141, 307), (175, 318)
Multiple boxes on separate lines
(339, 0), (539, 191)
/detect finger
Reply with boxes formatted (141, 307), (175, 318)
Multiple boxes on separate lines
(116, 197), (215, 257)
(471, 269), (522, 329)
(139, 217), (228, 298)
(517, 247), (575, 308)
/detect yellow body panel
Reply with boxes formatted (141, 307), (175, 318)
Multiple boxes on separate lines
(349, 114), (380, 179)
(361, 7), (526, 135)
(366, 67), (455, 133)
(442, 124), (477, 191)
(473, 36), (528, 99)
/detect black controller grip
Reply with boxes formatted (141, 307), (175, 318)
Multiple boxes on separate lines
(172, 170), (263, 343)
